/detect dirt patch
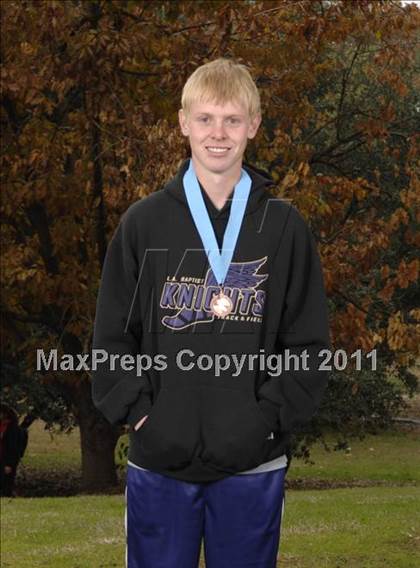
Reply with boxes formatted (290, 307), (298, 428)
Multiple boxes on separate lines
(286, 478), (418, 490)
(13, 466), (130, 497)
(10, 465), (417, 498)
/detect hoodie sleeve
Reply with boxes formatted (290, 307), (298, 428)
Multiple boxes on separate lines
(91, 208), (153, 428)
(257, 206), (331, 434)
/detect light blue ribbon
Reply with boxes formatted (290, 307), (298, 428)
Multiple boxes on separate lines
(183, 158), (252, 286)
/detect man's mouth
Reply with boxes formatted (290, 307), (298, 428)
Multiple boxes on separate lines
(206, 146), (231, 155)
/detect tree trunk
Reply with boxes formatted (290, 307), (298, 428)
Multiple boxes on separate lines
(75, 380), (122, 492)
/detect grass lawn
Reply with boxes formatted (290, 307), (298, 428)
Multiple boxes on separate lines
(1, 487), (419, 567)
(19, 421), (81, 471)
(288, 427), (420, 485)
(1, 418), (419, 566)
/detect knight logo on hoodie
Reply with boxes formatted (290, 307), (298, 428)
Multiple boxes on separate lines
(160, 257), (268, 330)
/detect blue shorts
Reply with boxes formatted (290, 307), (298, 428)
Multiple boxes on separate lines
(125, 464), (286, 568)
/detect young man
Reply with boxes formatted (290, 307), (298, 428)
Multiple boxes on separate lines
(91, 58), (331, 568)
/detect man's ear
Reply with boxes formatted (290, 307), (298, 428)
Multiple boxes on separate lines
(248, 113), (262, 140)
(179, 109), (189, 136)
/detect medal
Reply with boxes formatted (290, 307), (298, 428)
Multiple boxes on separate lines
(183, 158), (252, 318)
(209, 288), (234, 318)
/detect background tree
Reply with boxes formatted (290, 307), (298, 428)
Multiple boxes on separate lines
(1, 0), (418, 490)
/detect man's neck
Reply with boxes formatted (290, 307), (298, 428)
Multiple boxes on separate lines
(192, 158), (242, 210)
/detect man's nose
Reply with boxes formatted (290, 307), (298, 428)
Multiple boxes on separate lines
(211, 122), (227, 139)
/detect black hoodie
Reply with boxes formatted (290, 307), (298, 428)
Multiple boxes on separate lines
(91, 157), (331, 483)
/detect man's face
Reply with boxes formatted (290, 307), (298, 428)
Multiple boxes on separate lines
(178, 99), (261, 176)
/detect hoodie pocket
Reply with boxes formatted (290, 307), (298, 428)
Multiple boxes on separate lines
(136, 387), (200, 470)
(200, 387), (272, 472)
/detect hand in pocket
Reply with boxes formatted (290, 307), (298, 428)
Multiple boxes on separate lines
(134, 415), (148, 431)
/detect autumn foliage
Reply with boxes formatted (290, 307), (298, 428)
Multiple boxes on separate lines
(1, 0), (419, 486)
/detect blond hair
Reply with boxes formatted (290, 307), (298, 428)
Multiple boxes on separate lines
(181, 58), (261, 120)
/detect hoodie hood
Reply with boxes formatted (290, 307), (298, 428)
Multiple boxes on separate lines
(164, 157), (276, 219)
